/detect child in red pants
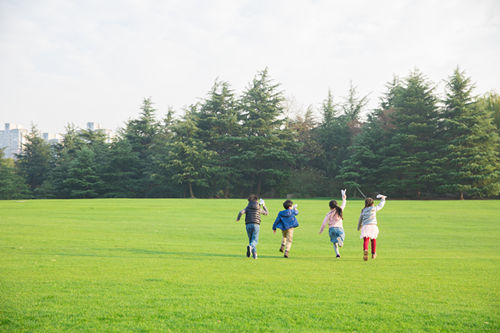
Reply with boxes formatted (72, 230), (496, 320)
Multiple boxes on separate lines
(357, 195), (386, 261)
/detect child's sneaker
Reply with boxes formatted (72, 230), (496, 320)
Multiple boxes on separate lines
(363, 250), (368, 261)
(336, 254), (341, 259)
(372, 253), (377, 259)
(252, 249), (258, 259)
(284, 251), (289, 258)
(279, 244), (284, 252)
(246, 245), (252, 258)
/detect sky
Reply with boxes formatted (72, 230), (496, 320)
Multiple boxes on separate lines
(1, 0), (499, 134)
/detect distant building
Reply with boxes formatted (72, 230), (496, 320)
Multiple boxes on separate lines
(85, 122), (114, 143)
(42, 132), (62, 145)
(0, 123), (28, 159)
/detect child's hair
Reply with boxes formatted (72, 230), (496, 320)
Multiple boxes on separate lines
(364, 197), (374, 208)
(248, 194), (258, 202)
(283, 199), (293, 209)
(329, 200), (343, 219)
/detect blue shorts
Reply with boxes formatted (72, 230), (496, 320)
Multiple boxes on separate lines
(329, 227), (345, 244)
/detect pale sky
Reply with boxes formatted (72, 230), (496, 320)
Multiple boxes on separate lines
(1, 0), (499, 134)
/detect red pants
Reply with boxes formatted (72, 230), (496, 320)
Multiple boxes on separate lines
(363, 237), (376, 254)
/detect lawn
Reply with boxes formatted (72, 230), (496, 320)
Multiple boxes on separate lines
(0, 198), (499, 332)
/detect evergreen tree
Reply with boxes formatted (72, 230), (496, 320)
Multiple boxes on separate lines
(123, 98), (161, 197)
(236, 68), (294, 196)
(194, 80), (242, 197)
(337, 109), (391, 197)
(313, 86), (367, 194)
(284, 107), (326, 196)
(380, 70), (441, 198)
(63, 146), (101, 198)
(16, 125), (51, 197)
(102, 138), (143, 197)
(0, 148), (29, 199)
(49, 124), (85, 198)
(166, 108), (214, 198)
(478, 92), (500, 139)
(341, 81), (369, 124)
(439, 68), (500, 198)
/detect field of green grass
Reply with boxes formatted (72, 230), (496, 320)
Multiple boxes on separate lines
(1, 198), (499, 332)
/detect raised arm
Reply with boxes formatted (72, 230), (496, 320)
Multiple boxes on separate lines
(375, 197), (386, 211)
(340, 195), (346, 211)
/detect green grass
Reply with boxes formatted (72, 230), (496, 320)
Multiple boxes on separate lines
(1, 198), (499, 332)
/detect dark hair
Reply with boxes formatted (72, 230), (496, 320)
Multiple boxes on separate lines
(283, 199), (293, 209)
(329, 200), (343, 219)
(248, 194), (258, 202)
(364, 197), (374, 208)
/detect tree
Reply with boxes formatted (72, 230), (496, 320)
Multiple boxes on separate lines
(166, 108), (214, 198)
(15, 125), (51, 196)
(63, 146), (102, 198)
(438, 68), (500, 198)
(236, 68), (294, 196)
(478, 91), (500, 139)
(194, 80), (242, 197)
(312, 86), (368, 194)
(379, 70), (442, 198)
(0, 148), (29, 199)
(122, 98), (161, 197)
(341, 81), (369, 124)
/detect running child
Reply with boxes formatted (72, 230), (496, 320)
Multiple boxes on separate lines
(319, 189), (347, 258)
(236, 195), (268, 259)
(357, 194), (387, 261)
(272, 200), (299, 258)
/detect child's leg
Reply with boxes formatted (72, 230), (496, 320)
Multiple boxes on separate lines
(363, 237), (370, 251)
(281, 230), (287, 249)
(334, 243), (340, 256)
(363, 237), (369, 261)
(246, 224), (253, 246)
(371, 238), (376, 254)
(285, 228), (294, 252)
(250, 224), (260, 250)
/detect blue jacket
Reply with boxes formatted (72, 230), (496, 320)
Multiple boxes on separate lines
(272, 209), (299, 231)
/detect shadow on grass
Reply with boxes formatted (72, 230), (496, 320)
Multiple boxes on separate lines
(53, 248), (359, 261)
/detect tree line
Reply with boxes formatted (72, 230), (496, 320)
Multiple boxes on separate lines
(1, 68), (499, 200)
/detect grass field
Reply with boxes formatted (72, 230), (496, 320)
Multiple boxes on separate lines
(1, 198), (499, 332)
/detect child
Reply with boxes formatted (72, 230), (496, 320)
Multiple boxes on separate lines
(319, 190), (347, 258)
(357, 194), (387, 261)
(236, 195), (268, 259)
(272, 200), (299, 258)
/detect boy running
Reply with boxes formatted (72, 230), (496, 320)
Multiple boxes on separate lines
(236, 195), (268, 259)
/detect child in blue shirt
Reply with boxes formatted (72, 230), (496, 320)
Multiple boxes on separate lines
(272, 200), (299, 258)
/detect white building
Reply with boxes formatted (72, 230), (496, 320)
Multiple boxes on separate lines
(0, 123), (28, 159)
(85, 122), (115, 143)
(42, 132), (62, 145)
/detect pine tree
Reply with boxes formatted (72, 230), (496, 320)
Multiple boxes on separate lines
(439, 68), (500, 198)
(16, 125), (51, 196)
(236, 68), (294, 196)
(0, 148), (29, 199)
(123, 98), (161, 197)
(166, 108), (214, 198)
(63, 146), (101, 198)
(194, 80), (241, 197)
(381, 70), (441, 198)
